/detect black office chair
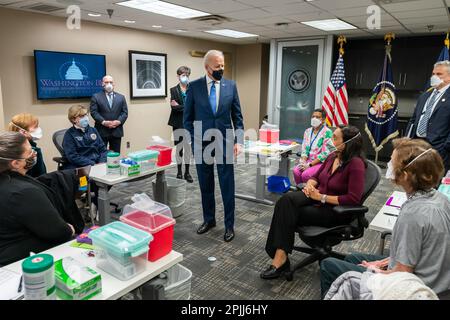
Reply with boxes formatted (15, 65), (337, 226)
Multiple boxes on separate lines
(285, 159), (381, 281)
(52, 129), (68, 170)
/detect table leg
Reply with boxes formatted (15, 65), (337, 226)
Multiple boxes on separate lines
(154, 171), (168, 204)
(235, 154), (274, 205)
(96, 182), (110, 226)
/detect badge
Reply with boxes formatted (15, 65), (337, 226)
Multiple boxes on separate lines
(91, 133), (97, 140)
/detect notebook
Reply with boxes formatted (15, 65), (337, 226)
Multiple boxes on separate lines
(385, 191), (407, 208)
(0, 268), (24, 300)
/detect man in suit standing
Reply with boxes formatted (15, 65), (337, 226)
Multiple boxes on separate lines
(90, 75), (128, 153)
(407, 60), (450, 171)
(184, 50), (244, 242)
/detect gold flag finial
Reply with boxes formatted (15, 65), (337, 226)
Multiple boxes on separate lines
(445, 31), (449, 49)
(337, 35), (347, 56)
(384, 32), (395, 45)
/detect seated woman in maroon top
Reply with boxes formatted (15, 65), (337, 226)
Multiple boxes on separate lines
(260, 125), (366, 280)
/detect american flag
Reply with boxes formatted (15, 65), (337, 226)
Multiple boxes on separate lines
(321, 55), (348, 127)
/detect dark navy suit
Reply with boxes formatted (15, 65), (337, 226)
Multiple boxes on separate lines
(407, 86), (450, 171)
(90, 91), (128, 153)
(184, 76), (244, 230)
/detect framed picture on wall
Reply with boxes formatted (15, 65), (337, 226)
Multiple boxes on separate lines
(129, 50), (167, 99)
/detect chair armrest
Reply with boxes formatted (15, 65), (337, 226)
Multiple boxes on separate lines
(52, 156), (67, 164)
(333, 205), (368, 215)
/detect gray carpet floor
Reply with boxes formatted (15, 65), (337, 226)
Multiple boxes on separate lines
(108, 160), (397, 300)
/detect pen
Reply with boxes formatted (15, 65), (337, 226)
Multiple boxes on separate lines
(383, 212), (398, 217)
(17, 275), (23, 293)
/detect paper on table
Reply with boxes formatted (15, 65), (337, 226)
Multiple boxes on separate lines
(0, 268), (24, 300)
(385, 191), (407, 208)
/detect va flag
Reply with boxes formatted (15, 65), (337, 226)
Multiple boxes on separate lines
(365, 46), (399, 152)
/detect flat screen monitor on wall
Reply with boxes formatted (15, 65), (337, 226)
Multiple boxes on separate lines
(34, 50), (106, 100)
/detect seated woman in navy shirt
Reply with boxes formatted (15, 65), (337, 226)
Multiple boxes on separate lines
(63, 105), (108, 169)
(260, 125), (366, 280)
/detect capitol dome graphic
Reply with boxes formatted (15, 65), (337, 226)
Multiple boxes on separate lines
(65, 59), (85, 80)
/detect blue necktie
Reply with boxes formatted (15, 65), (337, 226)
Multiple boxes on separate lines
(417, 90), (439, 137)
(209, 81), (216, 114)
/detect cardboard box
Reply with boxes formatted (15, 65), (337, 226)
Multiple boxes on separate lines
(54, 257), (102, 300)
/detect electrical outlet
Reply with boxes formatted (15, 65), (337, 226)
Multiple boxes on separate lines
(126, 141), (130, 149)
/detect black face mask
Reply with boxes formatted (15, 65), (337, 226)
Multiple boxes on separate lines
(24, 154), (37, 170)
(211, 69), (224, 81)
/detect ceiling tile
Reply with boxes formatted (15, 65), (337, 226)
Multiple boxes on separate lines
(166, 0), (253, 15)
(286, 11), (336, 22)
(398, 15), (450, 25)
(247, 16), (297, 26)
(261, 2), (319, 15)
(312, 0), (376, 10)
(222, 8), (275, 20)
(236, 0), (303, 7)
(380, 0), (444, 13)
(392, 8), (448, 19)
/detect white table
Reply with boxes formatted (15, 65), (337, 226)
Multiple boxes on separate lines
(369, 191), (405, 254)
(235, 142), (300, 205)
(3, 240), (183, 300)
(89, 162), (176, 225)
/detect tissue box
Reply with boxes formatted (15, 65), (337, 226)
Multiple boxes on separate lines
(54, 257), (102, 300)
(120, 160), (141, 176)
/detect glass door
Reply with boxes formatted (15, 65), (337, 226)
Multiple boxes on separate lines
(274, 40), (325, 141)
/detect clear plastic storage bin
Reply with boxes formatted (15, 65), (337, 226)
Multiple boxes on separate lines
(89, 222), (152, 281)
(128, 150), (159, 172)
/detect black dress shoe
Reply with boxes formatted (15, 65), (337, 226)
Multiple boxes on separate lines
(176, 173), (183, 179)
(196, 222), (216, 234)
(260, 258), (290, 280)
(224, 229), (235, 242)
(184, 172), (194, 183)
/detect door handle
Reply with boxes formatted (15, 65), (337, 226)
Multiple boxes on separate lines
(398, 73), (402, 86)
(403, 73), (407, 86)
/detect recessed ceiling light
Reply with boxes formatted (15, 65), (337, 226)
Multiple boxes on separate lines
(204, 29), (258, 38)
(124, 20), (136, 23)
(301, 18), (357, 31)
(88, 13), (101, 17)
(117, 0), (210, 19)
(152, 25), (162, 28)
(176, 29), (187, 32)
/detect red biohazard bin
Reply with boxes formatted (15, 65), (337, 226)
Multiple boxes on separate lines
(260, 128), (280, 144)
(120, 202), (176, 262)
(147, 145), (172, 166)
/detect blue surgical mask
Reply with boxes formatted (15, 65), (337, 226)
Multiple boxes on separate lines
(180, 75), (189, 85)
(79, 116), (89, 128)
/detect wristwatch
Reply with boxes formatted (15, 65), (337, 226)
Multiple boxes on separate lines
(321, 194), (327, 204)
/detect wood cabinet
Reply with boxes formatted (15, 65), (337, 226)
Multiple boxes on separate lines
(348, 113), (410, 161)
(340, 35), (443, 92)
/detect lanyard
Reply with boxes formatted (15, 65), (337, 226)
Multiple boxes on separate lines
(309, 125), (324, 149)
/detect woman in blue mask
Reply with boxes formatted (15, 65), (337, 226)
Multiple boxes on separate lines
(62, 105), (108, 169)
(168, 66), (193, 183)
(8, 113), (46, 178)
